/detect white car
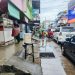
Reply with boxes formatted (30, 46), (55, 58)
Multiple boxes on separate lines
(53, 26), (75, 43)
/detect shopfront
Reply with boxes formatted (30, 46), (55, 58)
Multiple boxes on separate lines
(0, 1), (21, 46)
(0, 17), (14, 45)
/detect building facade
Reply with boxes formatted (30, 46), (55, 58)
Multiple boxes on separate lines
(0, 0), (33, 45)
(56, 11), (68, 27)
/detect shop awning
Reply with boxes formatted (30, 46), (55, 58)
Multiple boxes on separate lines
(8, 2), (20, 19)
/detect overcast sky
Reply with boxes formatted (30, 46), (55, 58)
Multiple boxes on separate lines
(40, 0), (70, 22)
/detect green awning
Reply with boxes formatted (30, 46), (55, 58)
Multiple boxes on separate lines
(8, 2), (20, 19)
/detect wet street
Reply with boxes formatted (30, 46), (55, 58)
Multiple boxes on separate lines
(0, 39), (75, 75)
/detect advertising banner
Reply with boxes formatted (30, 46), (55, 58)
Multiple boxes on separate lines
(68, 0), (75, 23)
(68, 6), (75, 23)
(8, 2), (20, 19)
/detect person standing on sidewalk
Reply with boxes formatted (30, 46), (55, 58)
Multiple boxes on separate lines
(12, 24), (20, 44)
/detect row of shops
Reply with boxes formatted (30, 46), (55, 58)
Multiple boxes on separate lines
(0, 0), (40, 46)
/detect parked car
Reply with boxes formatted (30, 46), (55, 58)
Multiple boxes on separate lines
(53, 26), (75, 43)
(62, 36), (75, 64)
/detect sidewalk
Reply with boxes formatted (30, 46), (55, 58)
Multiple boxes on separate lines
(40, 39), (66, 75)
(0, 39), (75, 75)
(0, 40), (42, 75)
(7, 41), (42, 75)
(6, 56), (42, 75)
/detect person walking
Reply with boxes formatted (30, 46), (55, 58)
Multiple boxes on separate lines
(48, 29), (53, 39)
(12, 24), (20, 44)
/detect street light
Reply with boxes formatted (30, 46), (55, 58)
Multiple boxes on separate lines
(0, 0), (1, 2)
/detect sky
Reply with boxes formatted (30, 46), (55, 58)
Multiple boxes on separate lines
(40, 0), (70, 22)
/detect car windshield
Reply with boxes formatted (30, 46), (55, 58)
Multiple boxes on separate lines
(62, 27), (74, 32)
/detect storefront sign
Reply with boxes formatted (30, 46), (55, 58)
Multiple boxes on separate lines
(8, 2), (20, 19)
(68, 0), (75, 23)
(68, 7), (75, 23)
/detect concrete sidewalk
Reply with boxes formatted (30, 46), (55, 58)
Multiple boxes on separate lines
(6, 56), (42, 75)
(5, 42), (42, 75)
(40, 41), (66, 75)
(0, 40), (42, 75)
